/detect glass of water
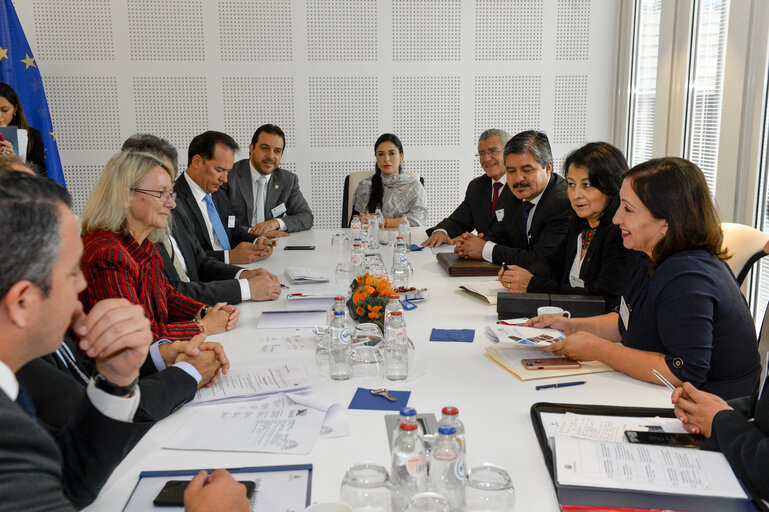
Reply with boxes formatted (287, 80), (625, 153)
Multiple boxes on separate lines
(340, 462), (392, 512)
(405, 492), (450, 512)
(465, 463), (515, 511)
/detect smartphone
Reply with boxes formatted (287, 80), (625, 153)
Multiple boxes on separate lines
(153, 479), (256, 506)
(284, 245), (315, 250)
(625, 430), (704, 448)
(521, 357), (581, 370)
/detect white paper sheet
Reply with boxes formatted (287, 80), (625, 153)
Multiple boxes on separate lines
(554, 436), (748, 499)
(252, 334), (314, 353)
(188, 362), (309, 405)
(165, 393), (347, 454)
(257, 309), (328, 329)
(285, 267), (329, 283)
(430, 244), (456, 254)
(555, 412), (656, 443)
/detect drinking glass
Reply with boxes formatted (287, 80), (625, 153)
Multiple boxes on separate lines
(405, 492), (449, 512)
(332, 232), (352, 264)
(465, 463), (515, 511)
(350, 345), (382, 389)
(336, 263), (353, 289)
(339, 462), (392, 512)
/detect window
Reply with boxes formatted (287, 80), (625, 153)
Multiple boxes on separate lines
(683, 0), (730, 196)
(627, 0), (662, 167)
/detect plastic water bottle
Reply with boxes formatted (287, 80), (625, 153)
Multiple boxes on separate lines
(392, 242), (409, 288)
(438, 407), (466, 453)
(398, 217), (411, 249)
(391, 406), (419, 450)
(329, 296), (349, 325)
(384, 294), (404, 327)
(351, 215), (362, 238)
(391, 421), (427, 511)
(383, 311), (409, 380)
(328, 311), (352, 380)
(428, 425), (465, 511)
(351, 242), (364, 276)
(368, 214), (379, 250)
(375, 208), (385, 243)
(360, 215), (370, 248)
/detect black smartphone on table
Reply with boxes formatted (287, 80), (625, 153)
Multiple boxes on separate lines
(284, 245), (315, 250)
(153, 479), (256, 506)
(624, 430), (704, 448)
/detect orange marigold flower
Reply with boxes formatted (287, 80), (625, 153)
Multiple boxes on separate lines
(367, 305), (382, 313)
(368, 311), (380, 320)
(356, 306), (364, 316)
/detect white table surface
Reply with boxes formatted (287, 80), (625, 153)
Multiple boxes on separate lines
(83, 227), (673, 511)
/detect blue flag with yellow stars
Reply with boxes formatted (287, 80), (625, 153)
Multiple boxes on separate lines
(0, 0), (65, 186)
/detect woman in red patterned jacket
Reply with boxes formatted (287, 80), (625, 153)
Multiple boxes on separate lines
(80, 151), (239, 341)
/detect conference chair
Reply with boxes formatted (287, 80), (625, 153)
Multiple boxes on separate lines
(759, 303), (769, 372)
(341, 171), (424, 227)
(721, 222), (769, 286)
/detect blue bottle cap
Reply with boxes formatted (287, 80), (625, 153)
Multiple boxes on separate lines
(438, 425), (456, 435)
(400, 407), (416, 416)
(334, 311), (345, 316)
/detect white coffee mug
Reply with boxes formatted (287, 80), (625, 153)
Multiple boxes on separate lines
(537, 306), (571, 318)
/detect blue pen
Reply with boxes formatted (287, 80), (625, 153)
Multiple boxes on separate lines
(535, 381), (586, 390)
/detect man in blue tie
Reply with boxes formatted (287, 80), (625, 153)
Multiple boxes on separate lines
(174, 131), (272, 264)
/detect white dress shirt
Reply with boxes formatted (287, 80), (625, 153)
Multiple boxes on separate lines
(183, 172), (230, 263)
(249, 161), (287, 231)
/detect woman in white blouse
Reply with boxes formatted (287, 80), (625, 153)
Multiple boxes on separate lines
(352, 133), (427, 227)
(497, 142), (634, 311)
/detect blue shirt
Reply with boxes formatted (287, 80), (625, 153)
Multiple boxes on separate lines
(619, 249), (760, 399)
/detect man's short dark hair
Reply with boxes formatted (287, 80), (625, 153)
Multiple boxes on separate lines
(503, 130), (553, 169)
(0, 170), (72, 299)
(187, 131), (239, 167)
(122, 133), (179, 174)
(251, 124), (286, 149)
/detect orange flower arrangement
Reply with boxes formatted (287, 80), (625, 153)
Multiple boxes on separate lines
(347, 273), (394, 330)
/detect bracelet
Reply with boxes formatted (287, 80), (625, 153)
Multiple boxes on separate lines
(193, 318), (205, 334)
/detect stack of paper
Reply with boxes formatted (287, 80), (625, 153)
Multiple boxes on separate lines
(485, 345), (614, 380)
(285, 267), (329, 284)
(188, 362), (310, 405)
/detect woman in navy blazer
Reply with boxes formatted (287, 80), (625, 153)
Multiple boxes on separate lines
(498, 142), (634, 311)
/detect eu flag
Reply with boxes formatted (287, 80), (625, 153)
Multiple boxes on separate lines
(0, 0), (65, 186)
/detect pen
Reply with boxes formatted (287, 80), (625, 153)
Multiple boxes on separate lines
(280, 283), (288, 289)
(652, 369), (676, 391)
(535, 381), (586, 390)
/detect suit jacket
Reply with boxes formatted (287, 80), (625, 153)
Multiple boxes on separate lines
(157, 208), (243, 304)
(17, 336), (197, 434)
(526, 220), (637, 311)
(27, 126), (47, 177)
(0, 373), (151, 510)
(428, 174), (513, 238)
(485, 173), (571, 275)
(174, 173), (257, 261)
(222, 159), (314, 232)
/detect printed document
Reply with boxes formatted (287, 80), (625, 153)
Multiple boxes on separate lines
(188, 362), (309, 405)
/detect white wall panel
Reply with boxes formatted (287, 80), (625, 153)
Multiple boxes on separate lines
(17, 0), (619, 229)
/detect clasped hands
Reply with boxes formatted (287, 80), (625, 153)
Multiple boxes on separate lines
(249, 219), (289, 238)
(159, 334), (230, 389)
(453, 232), (486, 259)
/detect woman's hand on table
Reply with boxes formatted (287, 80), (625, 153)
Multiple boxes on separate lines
(497, 265), (532, 292)
(200, 303), (238, 333)
(672, 382), (732, 437)
(542, 331), (606, 361)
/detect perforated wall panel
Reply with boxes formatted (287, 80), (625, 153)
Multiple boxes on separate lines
(557, 0), (591, 60)
(63, 165), (106, 215)
(409, 159), (462, 226)
(217, 0), (293, 61)
(127, 0), (205, 61)
(43, 76), (121, 151)
(392, 0), (461, 61)
(310, 161), (370, 229)
(309, 77), (378, 148)
(553, 75), (588, 144)
(306, 0), (377, 61)
(473, 76), (542, 141)
(393, 76), (460, 146)
(475, 0), (543, 61)
(133, 77), (208, 155)
(222, 77), (296, 149)
(32, 1), (114, 60)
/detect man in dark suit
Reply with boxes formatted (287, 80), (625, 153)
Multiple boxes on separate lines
(455, 131), (570, 276)
(0, 171), (249, 511)
(174, 131), (270, 264)
(121, 134), (281, 304)
(423, 128), (512, 247)
(221, 124), (313, 236)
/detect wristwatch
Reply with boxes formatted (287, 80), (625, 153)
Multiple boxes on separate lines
(200, 305), (211, 318)
(93, 373), (138, 397)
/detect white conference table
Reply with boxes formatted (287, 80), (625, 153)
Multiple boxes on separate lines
(83, 227), (672, 511)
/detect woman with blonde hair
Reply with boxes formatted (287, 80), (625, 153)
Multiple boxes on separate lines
(80, 151), (238, 341)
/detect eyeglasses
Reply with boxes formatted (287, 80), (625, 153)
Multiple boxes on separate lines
(476, 148), (503, 158)
(131, 188), (177, 202)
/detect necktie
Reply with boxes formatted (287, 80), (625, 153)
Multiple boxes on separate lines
(15, 385), (36, 419)
(160, 236), (190, 283)
(254, 176), (267, 225)
(491, 182), (503, 211)
(204, 194), (231, 251)
(519, 201), (535, 247)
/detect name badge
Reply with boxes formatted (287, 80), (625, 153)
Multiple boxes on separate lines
(227, 215), (235, 228)
(271, 202), (287, 217)
(495, 209), (505, 222)
(619, 296), (630, 330)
